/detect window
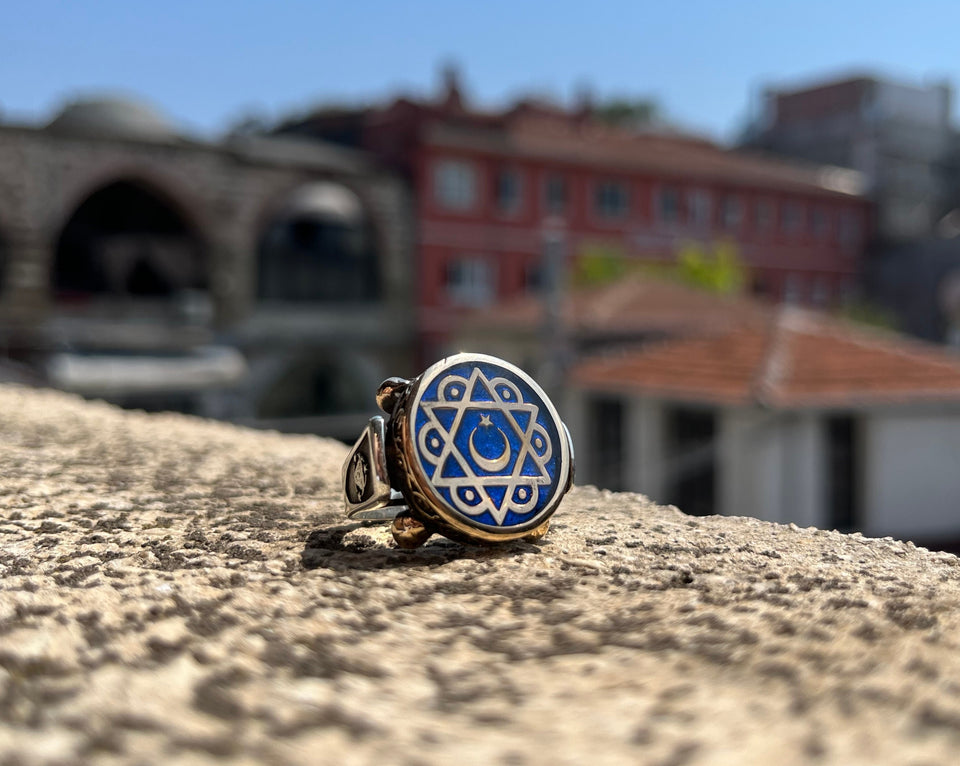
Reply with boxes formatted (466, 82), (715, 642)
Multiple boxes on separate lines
(783, 273), (803, 304)
(782, 201), (804, 236)
(756, 199), (774, 232)
(434, 160), (478, 211)
(595, 181), (629, 219)
(721, 195), (743, 230)
(665, 407), (716, 517)
(839, 210), (861, 245)
(839, 280), (857, 303)
(544, 174), (567, 215)
(657, 186), (680, 224)
(687, 190), (711, 228)
(445, 256), (495, 306)
(751, 273), (771, 298)
(812, 206), (830, 239)
(827, 416), (860, 532)
(590, 397), (625, 491)
(812, 276), (830, 306)
(495, 168), (523, 215)
(523, 260), (544, 294)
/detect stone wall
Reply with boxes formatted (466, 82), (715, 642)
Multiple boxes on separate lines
(0, 127), (416, 432)
(0, 127), (411, 321)
(2, 383), (960, 765)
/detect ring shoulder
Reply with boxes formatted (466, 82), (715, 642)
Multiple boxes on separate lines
(342, 416), (402, 518)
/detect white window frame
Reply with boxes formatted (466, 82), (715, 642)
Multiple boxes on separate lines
(812, 206), (830, 239)
(812, 275), (830, 305)
(543, 173), (567, 216)
(434, 159), (478, 212)
(495, 167), (523, 216)
(595, 180), (630, 220)
(783, 273), (803, 304)
(656, 185), (680, 225)
(721, 194), (743, 230)
(782, 201), (805, 236)
(687, 189), (712, 229)
(756, 199), (775, 233)
(445, 255), (496, 307)
(839, 210), (861, 246)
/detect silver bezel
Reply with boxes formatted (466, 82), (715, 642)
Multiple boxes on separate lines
(403, 352), (572, 536)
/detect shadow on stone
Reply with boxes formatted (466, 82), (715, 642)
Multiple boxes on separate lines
(300, 522), (545, 571)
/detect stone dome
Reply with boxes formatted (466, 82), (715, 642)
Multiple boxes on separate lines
(46, 96), (179, 142)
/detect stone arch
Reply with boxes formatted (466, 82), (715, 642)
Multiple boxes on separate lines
(52, 176), (209, 307)
(51, 162), (214, 239)
(255, 179), (381, 303)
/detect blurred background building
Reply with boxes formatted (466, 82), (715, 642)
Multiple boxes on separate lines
(4, 50), (960, 548)
(278, 68), (871, 361)
(563, 284), (960, 548)
(0, 96), (415, 440)
(744, 73), (960, 345)
(745, 74), (954, 242)
(455, 271), (960, 549)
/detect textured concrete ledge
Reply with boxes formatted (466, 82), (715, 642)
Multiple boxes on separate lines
(2, 384), (960, 765)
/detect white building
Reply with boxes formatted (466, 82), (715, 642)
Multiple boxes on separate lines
(566, 307), (960, 546)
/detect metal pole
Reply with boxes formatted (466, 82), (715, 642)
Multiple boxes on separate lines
(539, 222), (567, 397)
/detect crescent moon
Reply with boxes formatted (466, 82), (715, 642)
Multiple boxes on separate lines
(469, 424), (511, 473)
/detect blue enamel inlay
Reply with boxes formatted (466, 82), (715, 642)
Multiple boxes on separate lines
(413, 359), (563, 529)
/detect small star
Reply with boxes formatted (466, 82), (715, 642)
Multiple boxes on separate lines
(479, 413), (492, 427)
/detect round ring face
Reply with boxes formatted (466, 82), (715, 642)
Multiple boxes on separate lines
(408, 353), (570, 535)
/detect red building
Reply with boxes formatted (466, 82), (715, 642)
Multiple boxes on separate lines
(282, 75), (873, 359)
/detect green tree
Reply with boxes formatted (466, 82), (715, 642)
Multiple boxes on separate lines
(572, 242), (631, 287)
(592, 98), (660, 129)
(674, 241), (749, 295)
(572, 239), (751, 295)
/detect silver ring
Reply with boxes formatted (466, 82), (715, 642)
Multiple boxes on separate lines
(341, 353), (574, 546)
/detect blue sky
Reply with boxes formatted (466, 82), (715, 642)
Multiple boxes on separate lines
(2, 1), (959, 142)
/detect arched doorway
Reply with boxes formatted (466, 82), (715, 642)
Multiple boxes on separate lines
(54, 179), (207, 307)
(257, 182), (379, 303)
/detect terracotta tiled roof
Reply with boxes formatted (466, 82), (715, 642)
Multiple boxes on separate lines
(570, 330), (770, 406)
(571, 309), (960, 408)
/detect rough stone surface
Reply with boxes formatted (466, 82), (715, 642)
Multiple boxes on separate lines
(1, 384), (960, 765)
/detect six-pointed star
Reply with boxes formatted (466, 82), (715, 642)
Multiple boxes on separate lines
(418, 368), (552, 525)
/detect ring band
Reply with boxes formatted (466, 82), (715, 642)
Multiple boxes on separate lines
(341, 353), (574, 546)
